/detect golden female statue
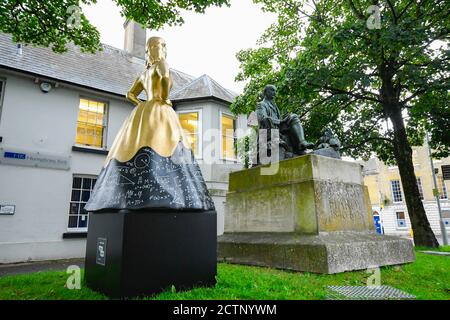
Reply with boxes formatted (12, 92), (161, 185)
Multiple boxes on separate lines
(85, 37), (214, 212)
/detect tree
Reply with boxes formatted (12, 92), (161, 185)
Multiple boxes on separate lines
(0, 0), (230, 53)
(233, 0), (449, 247)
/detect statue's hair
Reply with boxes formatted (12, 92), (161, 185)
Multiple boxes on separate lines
(147, 36), (165, 47)
(261, 84), (276, 99)
(145, 37), (166, 68)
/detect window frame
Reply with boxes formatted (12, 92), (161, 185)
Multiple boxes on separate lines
(220, 111), (237, 161)
(437, 174), (448, 200)
(0, 78), (6, 124)
(75, 96), (109, 150)
(396, 211), (408, 229)
(67, 174), (97, 232)
(177, 109), (203, 159)
(416, 177), (424, 200)
(441, 210), (450, 228)
(390, 180), (403, 203)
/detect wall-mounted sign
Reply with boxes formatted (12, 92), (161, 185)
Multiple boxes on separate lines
(0, 147), (71, 170)
(0, 205), (15, 215)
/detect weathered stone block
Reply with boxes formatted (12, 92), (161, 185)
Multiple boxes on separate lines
(218, 232), (416, 274)
(220, 154), (415, 273)
(225, 154), (373, 234)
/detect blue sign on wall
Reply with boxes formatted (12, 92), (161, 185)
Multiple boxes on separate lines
(4, 152), (26, 159)
(373, 215), (383, 234)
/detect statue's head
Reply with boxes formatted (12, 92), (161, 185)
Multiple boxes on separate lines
(263, 85), (277, 100)
(324, 128), (334, 137)
(146, 37), (167, 66)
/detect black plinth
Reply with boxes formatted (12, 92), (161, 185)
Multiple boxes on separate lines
(84, 210), (217, 298)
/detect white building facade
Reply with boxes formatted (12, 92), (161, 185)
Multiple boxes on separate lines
(0, 26), (247, 263)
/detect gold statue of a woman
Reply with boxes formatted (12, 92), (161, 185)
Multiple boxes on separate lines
(85, 37), (214, 212)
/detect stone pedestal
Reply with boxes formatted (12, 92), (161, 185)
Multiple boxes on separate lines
(85, 210), (217, 298)
(218, 154), (415, 273)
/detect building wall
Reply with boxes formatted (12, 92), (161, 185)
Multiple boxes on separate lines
(0, 71), (244, 263)
(363, 145), (450, 239)
(174, 100), (247, 235)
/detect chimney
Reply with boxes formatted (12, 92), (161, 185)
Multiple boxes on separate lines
(123, 20), (146, 60)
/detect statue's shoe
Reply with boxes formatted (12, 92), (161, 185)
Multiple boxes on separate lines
(299, 141), (315, 150)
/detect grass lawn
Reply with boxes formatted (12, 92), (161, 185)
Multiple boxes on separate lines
(0, 248), (448, 300)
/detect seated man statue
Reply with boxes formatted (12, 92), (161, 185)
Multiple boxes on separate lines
(256, 84), (314, 161)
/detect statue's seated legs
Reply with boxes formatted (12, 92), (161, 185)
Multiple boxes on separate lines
(280, 113), (314, 155)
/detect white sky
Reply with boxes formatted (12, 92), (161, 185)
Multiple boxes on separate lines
(82, 0), (276, 93)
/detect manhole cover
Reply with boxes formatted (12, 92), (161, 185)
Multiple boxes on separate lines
(326, 285), (416, 300)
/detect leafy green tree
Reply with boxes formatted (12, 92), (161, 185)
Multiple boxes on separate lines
(233, 0), (449, 247)
(0, 0), (230, 53)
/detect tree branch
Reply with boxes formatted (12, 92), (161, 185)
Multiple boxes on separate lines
(385, 0), (398, 24)
(308, 82), (382, 103)
(348, 0), (365, 20)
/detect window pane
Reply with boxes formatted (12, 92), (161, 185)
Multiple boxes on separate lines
(78, 110), (88, 123)
(88, 100), (98, 113)
(391, 180), (402, 202)
(96, 113), (104, 125)
(68, 216), (78, 228)
(222, 136), (236, 159)
(81, 190), (91, 202)
(438, 175), (448, 199)
(72, 177), (82, 189)
(68, 176), (96, 230)
(78, 215), (88, 228)
(71, 190), (81, 202)
(82, 178), (91, 190)
(79, 99), (89, 110)
(179, 113), (198, 133)
(69, 202), (79, 214)
(396, 212), (406, 228)
(221, 114), (234, 137)
(87, 112), (97, 124)
(187, 134), (198, 156)
(416, 177), (424, 200)
(221, 114), (236, 159)
(178, 112), (199, 156)
(76, 98), (106, 148)
(76, 126), (87, 145)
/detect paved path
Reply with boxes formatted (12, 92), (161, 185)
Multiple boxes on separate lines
(419, 251), (450, 256)
(0, 259), (84, 277)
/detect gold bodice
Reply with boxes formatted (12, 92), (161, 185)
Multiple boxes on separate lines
(103, 63), (191, 165)
(141, 65), (173, 103)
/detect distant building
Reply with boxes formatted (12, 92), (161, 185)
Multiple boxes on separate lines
(362, 144), (450, 241)
(0, 22), (247, 263)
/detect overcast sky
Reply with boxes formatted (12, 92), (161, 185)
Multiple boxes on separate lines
(82, 0), (276, 93)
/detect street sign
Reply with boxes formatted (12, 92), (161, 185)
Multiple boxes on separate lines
(0, 147), (71, 170)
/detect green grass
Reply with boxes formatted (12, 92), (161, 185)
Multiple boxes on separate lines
(0, 248), (448, 300)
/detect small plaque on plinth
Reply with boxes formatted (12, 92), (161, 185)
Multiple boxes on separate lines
(96, 238), (107, 266)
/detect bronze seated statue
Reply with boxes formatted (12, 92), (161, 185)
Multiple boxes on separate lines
(256, 85), (314, 161)
(313, 127), (342, 159)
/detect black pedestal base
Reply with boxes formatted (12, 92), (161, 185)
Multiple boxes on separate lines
(84, 210), (217, 298)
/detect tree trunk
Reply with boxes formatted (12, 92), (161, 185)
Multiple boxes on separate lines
(389, 108), (439, 247)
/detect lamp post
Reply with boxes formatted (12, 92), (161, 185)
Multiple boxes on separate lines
(426, 133), (449, 246)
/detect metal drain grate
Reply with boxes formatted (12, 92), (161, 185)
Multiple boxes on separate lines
(326, 285), (416, 300)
